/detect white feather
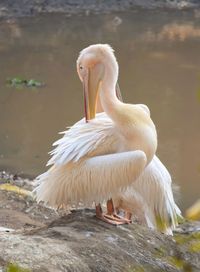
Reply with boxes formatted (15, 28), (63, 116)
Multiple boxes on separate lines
(34, 112), (181, 234)
(34, 113), (147, 207)
(113, 156), (181, 235)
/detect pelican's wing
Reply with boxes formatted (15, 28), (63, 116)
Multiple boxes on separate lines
(47, 113), (117, 166)
(35, 150), (147, 208)
(35, 112), (148, 207)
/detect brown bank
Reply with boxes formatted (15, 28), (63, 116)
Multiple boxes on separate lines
(0, 0), (200, 19)
(0, 172), (200, 272)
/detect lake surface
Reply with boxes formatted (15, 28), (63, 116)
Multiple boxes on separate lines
(0, 10), (200, 211)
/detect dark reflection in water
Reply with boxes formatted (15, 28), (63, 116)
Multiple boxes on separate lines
(0, 10), (200, 211)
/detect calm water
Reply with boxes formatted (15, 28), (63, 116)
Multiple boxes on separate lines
(0, 10), (200, 211)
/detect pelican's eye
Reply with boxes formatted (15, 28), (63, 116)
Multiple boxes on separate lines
(77, 64), (85, 82)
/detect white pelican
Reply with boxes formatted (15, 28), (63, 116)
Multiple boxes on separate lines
(34, 44), (158, 225)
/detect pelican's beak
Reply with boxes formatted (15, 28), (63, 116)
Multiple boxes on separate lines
(83, 63), (104, 122)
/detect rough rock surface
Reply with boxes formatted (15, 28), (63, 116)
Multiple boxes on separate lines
(0, 0), (200, 19)
(0, 172), (200, 271)
(0, 208), (200, 272)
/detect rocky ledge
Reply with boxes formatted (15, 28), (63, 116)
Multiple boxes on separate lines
(0, 172), (200, 271)
(0, 209), (200, 272)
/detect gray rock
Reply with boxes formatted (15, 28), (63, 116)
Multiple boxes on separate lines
(0, 209), (200, 272)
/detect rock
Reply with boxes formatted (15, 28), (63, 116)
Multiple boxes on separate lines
(0, 209), (200, 272)
(0, 208), (44, 229)
(0, 189), (62, 230)
(0, 0), (200, 19)
(0, 173), (200, 271)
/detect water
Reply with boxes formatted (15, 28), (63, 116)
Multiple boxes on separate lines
(0, 10), (200, 211)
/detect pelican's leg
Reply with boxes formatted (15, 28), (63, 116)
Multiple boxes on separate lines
(95, 203), (126, 225)
(107, 198), (115, 215)
(125, 211), (132, 221)
(105, 199), (132, 223)
(95, 203), (103, 217)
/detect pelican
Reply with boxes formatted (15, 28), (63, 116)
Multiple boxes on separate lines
(35, 45), (181, 234)
(34, 44), (158, 225)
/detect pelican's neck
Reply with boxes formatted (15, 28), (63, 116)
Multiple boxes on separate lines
(99, 65), (122, 120)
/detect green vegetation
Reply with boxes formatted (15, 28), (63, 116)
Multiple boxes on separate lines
(153, 246), (166, 258)
(174, 231), (200, 245)
(6, 263), (31, 272)
(189, 241), (200, 253)
(168, 256), (192, 271)
(7, 77), (44, 88)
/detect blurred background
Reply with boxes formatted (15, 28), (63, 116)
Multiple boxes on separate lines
(0, 3), (200, 212)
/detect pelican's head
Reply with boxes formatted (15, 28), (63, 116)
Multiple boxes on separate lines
(77, 44), (119, 121)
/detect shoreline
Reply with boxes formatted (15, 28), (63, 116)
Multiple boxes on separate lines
(0, 0), (199, 20)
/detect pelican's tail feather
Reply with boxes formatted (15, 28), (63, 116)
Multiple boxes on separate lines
(113, 155), (182, 235)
